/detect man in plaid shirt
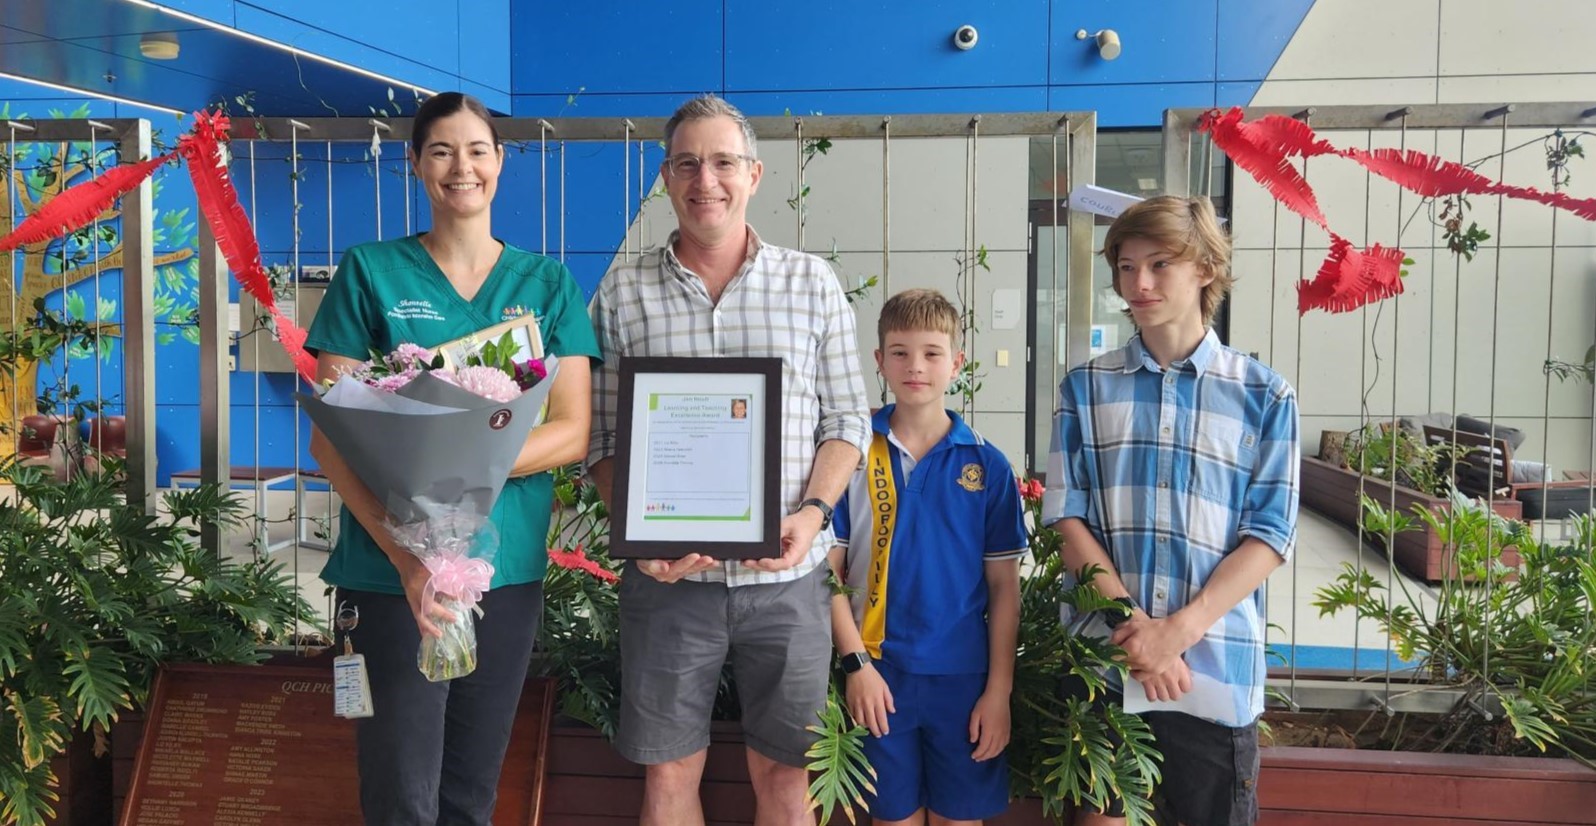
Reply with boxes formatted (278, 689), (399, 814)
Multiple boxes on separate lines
(1042, 195), (1299, 826)
(587, 94), (870, 826)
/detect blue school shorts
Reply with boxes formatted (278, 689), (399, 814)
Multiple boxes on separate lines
(863, 660), (1010, 821)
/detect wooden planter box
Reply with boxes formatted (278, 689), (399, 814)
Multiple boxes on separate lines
(543, 723), (1596, 825)
(1300, 457), (1522, 582)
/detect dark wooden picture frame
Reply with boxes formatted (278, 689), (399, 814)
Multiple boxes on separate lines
(611, 356), (782, 560)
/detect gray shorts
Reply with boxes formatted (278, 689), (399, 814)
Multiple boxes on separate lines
(615, 562), (831, 768)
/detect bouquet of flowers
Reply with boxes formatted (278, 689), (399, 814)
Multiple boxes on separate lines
(299, 332), (558, 681)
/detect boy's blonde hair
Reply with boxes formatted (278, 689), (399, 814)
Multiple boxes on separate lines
(877, 289), (961, 349)
(1103, 195), (1233, 325)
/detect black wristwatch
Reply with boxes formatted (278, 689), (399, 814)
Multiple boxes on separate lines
(840, 651), (871, 674)
(1101, 597), (1137, 630)
(798, 497), (834, 530)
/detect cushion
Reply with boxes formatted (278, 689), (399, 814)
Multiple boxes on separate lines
(1398, 412), (1454, 437)
(1455, 415), (1527, 450)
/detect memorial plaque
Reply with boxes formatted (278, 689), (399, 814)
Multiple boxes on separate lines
(122, 663), (554, 825)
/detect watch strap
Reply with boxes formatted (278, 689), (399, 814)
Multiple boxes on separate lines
(799, 497), (834, 530)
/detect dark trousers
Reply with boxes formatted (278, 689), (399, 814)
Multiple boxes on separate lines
(339, 582), (543, 826)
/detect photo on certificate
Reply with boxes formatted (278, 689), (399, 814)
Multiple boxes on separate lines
(610, 357), (782, 560)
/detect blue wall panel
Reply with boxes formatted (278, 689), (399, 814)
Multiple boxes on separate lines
(459, 0), (511, 94)
(730, 87), (1049, 117)
(1049, 0), (1217, 86)
(233, 5), (458, 99)
(725, 0), (1049, 93)
(1048, 82), (1216, 127)
(1217, 0), (1316, 82)
(510, 0), (722, 96)
(243, 0), (458, 77)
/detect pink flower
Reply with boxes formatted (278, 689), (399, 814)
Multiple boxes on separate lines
(370, 368), (419, 393)
(387, 342), (434, 371)
(548, 544), (619, 584)
(1018, 477), (1045, 502)
(454, 365), (521, 402)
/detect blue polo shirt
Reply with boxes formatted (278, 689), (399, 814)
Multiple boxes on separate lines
(834, 406), (1028, 675)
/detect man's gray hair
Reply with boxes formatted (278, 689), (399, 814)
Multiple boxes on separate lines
(663, 95), (758, 159)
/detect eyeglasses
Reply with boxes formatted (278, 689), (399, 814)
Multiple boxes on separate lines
(664, 152), (755, 181)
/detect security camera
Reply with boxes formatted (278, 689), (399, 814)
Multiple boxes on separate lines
(953, 25), (979, 51)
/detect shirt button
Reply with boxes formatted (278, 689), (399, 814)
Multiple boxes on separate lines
(1164, 374), (1175, 384)
(1157, 536), (1167, 545)
(1156, 590), (1167, 600)
(1161, 426), (1171, 434)
(1158, 480), (1168, 488)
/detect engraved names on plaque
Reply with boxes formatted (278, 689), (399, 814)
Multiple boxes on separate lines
(122, 664), (553, 825)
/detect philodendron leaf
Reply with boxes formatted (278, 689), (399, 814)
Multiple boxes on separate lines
(6, 693), (66, 770)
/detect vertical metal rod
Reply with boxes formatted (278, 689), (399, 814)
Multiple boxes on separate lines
(1050, 123), (1061, 419)
(968, 116), (981, 426)
(118, 120), (157, 512)
(249, 140), (262, 550)
(539, 121), (549, 256)
(1288, 115), (1312, 707)
(1383, 114), (1409, 704)
(559, 140), (567, 263)
(88, 122), (105, 462)
(6, 125), (17, 468)
(881, 117), (891, 300)
(403, 149), (412, 236)
(1483, 109), (1512, 687)
(632, 139), (638, 250)
(198, 219), (229, 556)
(795, 118), (805, 251)
(1537, 134), (1563, 543)
(1353, 130), (1374, 675)
(623, 120), (633, 260)
(373, 128), (383, 241)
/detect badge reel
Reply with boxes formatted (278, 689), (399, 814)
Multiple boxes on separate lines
(333, 603), (375, 719)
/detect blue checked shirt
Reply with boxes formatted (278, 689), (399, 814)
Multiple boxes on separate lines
(1042, 329), (1299, 726)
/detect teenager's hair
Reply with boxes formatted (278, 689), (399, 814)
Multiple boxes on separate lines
(410, 92), (500, 158)
(1103, 195), (1233, 325)
(877, 289), (961, 349)
(663, 94), (758, 159)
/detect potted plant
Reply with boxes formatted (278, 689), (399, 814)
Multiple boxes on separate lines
(533, 470), (1167, 825)
(0, 462), (317, 826)
(1301, 423), (1521, 581)
(1271, 495), (1596, 823)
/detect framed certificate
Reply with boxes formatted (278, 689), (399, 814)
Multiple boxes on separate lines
(610, 357), (782, 560)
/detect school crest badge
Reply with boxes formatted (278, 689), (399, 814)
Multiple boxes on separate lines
(957, 463), (984, 492)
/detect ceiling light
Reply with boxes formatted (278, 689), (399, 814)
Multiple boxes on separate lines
(139, 31), (179, 60)
(120, 0), (438, 96)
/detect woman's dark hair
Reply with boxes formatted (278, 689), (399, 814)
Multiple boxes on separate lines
(410, 92), (500, 158)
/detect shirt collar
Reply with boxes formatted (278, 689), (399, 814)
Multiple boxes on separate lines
(1123, 328), (1221, 377)
(661, 226), (763, 274)
(872, 404), (980, 447)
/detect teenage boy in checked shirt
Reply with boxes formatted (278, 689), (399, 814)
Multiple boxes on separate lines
(1042, 196), (1299, 826)
(829, 289), (1028, 825)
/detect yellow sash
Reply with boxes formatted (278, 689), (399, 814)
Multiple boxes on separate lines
(860, 432), (897, 659)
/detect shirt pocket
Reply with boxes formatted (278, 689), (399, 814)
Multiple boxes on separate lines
(1190, 415), (1257, 502)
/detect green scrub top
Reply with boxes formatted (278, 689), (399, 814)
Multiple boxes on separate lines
(304, 234), (601, 595)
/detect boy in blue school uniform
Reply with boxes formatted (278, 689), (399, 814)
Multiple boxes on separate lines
(828, 289), (1028, 826)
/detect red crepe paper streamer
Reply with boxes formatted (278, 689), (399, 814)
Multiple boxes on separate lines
(1199, 107), (1596, 315)
(0, 152), (175, 252)
(0, 110), (316, 383)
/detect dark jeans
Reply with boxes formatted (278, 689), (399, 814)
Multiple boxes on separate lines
(339, 582), (543, 826)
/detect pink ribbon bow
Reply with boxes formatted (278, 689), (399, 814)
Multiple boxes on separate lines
(424, 556), (495, 608)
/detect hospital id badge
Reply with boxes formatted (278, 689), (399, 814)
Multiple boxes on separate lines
(333, 653), (374, 718)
